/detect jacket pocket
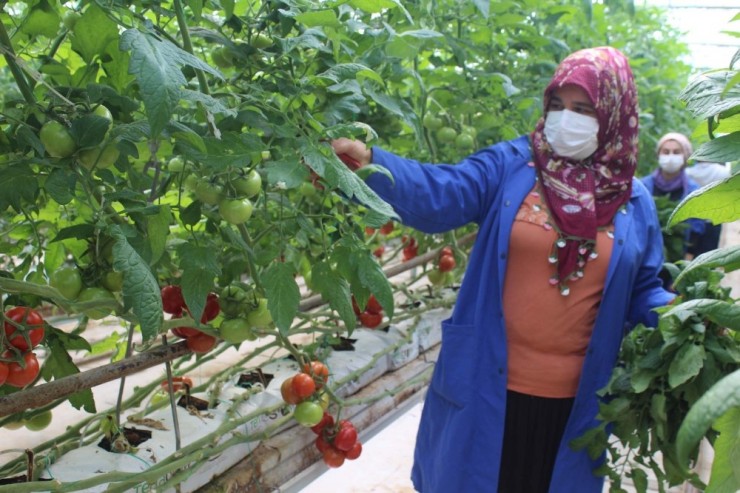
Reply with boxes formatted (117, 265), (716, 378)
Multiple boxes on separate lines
(430, 319), (476, 408)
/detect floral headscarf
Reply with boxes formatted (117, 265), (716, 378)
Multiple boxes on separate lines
(530, 46), (639, 293)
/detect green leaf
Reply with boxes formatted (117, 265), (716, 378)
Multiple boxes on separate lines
(109, 227), (163, 341)
(42, 328), (95, 413)
(472, 0), (490, 18)
(44, 168), (77, 205)
(119, 28), (223, 138)
(677, 369), (740, 467)
(311, 261), (357, 332)
(265, 159), (310, 188)
(668, 173), (740, 227)
(706, 407), (740, 493)
(692, 136), (740, 166)
(300, 142), (397, 219)
(70, 4), (119, 63)
(178, 244), (221, 325)
(674, 245), (740, 287)
(668, 343), (705, 389)
(355, 252), (394, 319)
(0, 165), (38, 212)
(665, 299), (740, 331)
(180, 89), (237, 117)
(295, 9), (340, 27)
(319, 63), (384, 85)
(146, 205), (172, 265)
(263, 262), (301, 335)
(348, 0), (398, 13)
(630, 468), (649, 493)
(70, 115), (110, 149)
(679, 70), (740, 120)
(51, 224), (96, 243)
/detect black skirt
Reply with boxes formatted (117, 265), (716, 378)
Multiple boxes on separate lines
(497, 390), (575, 493)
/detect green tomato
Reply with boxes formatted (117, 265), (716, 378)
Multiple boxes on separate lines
(427, 269), (445, 286)
(219, 284), (249, 317)
(211, 47), (234, 69)
(298, 181), (318, 199)
(78, 144), (119, 170)
(218, 198), (254, 225)
(246, 298), (272, 328)
(219, 318), (257, 344)
(293, 401), (323, 427)
(250, 33), (274, 49)
(24, 410), (52, 431)
(461, 125), (478, 138)
(455, 133), (475, 150)
(50, 266), (83, 300)
(233, 170), (262, 198)
(92, 105), (113, 122)
(183, 174), (200, 192)
(62, 11), (81, 30)
(101, 270), (124, 292)
(194, 181), (223, 205)
(4, 420), (24, 430)
(77, 287), (116, 320)
(422, 113), (443, 131)
(40, 121), (76, 158)
(167, 156), (185, 173)
(436, 127), (457, 144)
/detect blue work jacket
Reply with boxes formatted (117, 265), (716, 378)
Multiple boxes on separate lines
(640, 173), (706, 249)
(364, 136), (674, 493)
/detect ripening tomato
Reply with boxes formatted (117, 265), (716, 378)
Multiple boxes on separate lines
(427, 269), (445, 286)
(359, 311), (383, 329)
(440, 246), (453, 258)
(345, 441), (362, 460)
(186, 332), (217, 354)
(302, 361), (329, 389)
(4, 351), (40, 388)
(4, 307), (45, 351)
(438, 254), (456, 273)
(280, 376), (302, 405)
(322, 447), (346, 468)
(291, 372), (316, 399)
(365, 226), (376, 236)
(161, 285), (185, 314)
(373, 245), (385, 258)
(402, 243), (418, 262)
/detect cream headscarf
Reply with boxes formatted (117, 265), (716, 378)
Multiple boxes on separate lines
(657, 132), (693, 161)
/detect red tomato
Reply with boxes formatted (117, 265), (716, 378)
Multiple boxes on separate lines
(345, 441), (362, 460)
(0, 361), (8, 386)
(373, 245), (385, 258)
(291, 372), (316, 399)
(161, 285), (185, 314)
(365, 294), (383, 315)
(302, 361), (329, 389)
(364, 227), (375, 235)
(4, 351), (40, 388)
(186, 332), (217, 353)
(310, 411), (335, 435)
(440, 246), (453, 258)
(322, 447), (346, 468)
(4, 307), (45, 351)
(402, 244), (418, 261)
(315, 435), (331, 453)
(281, 376), (302, 405)
(438, 254), (456, 273)
(172, 326), (200, 338)
(359, 311), (382, 329)
(201, 292), (220, 322)
(334, 424), (358, 451)
(160, 376), (193, 392)
(379, 221), (394, 235)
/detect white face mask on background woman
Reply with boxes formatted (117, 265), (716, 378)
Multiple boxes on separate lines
(658, 153), (684, 174)
(544, 109), (600, 161)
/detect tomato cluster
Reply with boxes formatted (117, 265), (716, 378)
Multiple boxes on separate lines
(0, 307), (44, 389)
(352, 294), (385, 329)
(312, 413), (363, 468)
(427, 246), (456, 286)
(280, 361), (331, 428)
(161, 285), (220, 353)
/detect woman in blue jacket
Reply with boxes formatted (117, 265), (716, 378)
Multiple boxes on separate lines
(333, 47), (673, 493)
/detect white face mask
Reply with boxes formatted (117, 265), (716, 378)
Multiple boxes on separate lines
(658, 153), (684, 174)
(544, 110), (600, 161)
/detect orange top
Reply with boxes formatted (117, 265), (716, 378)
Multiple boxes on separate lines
(503, 186), (614, 398)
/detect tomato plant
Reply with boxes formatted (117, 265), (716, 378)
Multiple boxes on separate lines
(4, 307), (45, 351)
